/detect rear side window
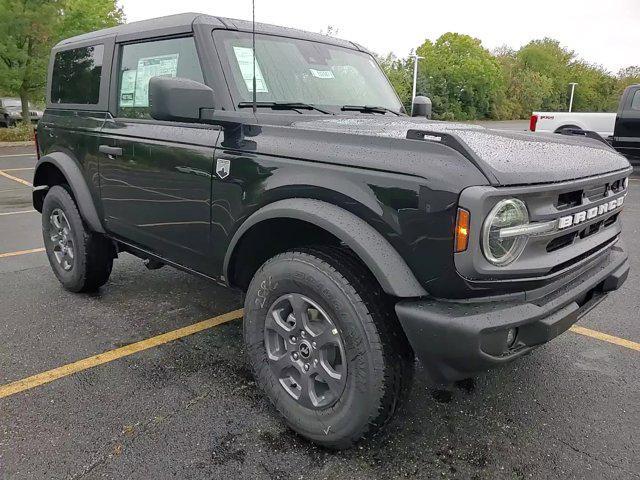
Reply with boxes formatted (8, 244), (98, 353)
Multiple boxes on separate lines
(51, 45), (104, 104)
(631, 90), (640, 111)
(117, 37), (204, 119)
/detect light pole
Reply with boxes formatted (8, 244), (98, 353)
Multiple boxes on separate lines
(568, 82), (578, 112)
(411, 54), (424, 107)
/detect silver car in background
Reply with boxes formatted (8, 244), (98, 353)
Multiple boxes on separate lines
(0, 97), (43, 127)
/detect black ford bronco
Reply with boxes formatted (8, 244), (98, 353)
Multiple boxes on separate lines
(34, 13), (631, 448)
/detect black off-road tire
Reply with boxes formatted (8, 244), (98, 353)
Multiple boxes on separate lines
(244, 246), (414, 449)
(42, 185), (114, 293)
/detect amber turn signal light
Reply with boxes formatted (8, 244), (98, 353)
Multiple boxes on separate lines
(455, 208), (470, 253)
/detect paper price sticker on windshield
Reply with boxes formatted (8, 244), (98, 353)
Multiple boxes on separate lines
(310, 69), (335, 79)
(233, 46), (268, 93)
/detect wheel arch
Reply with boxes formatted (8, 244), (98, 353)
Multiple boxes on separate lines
(554, 124), (582, 134)
(33, 151), (105, 233)
(224, 198), (427, 298)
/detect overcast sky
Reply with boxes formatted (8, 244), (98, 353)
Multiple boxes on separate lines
(122, 0), (638, 74)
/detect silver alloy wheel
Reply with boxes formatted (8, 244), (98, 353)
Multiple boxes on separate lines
(49, 208), (74, 271)
(265, 294), (347, 409)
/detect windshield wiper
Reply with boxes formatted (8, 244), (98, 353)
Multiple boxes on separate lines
(341, 105), (402, 116)
(238, 101), (333, 114)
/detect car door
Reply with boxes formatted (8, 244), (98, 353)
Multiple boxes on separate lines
(99, 36), (221, 273)
(614, 86), (640, 161)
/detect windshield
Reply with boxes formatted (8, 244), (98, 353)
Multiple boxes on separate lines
(215, 31), (403, 113)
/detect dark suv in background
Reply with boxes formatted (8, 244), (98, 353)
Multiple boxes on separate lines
(32, 13), (631, 448)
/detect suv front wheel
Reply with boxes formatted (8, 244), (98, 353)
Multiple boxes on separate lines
(244, 247), (413, 448)
(42, 185), (114, 292)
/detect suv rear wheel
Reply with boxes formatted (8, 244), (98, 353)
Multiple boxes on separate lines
(244, 246), (413, 449)
(42, 185), (114, 292)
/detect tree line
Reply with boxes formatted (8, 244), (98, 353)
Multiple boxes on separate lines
(0, 0), (123, 122)
(379, 33), (640, 120)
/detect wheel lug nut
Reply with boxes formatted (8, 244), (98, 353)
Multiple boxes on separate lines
(300, 331), (306, 338)
(292, 352), (299, 360)
(312, 342), (317, 349)
(304, 364), (309, 371)
(290, 336), (297, 343)
(313, 359), (318, 366)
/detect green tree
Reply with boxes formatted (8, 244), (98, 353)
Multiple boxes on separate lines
(414, 33), (503, 120)
(377, 53), (412, 111)
(494, 46), (554, 118)
(569, 61), (618, 112)
(516, 38), (575, 111)
(617, 66), (640, 90)
(0, 0), (123, 123)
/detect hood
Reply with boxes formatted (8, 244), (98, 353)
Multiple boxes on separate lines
(289, 116), (630, 186)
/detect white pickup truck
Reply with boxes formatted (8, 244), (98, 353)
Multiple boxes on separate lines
(529, 111), (616, 137)
(529, 84), (640, 164)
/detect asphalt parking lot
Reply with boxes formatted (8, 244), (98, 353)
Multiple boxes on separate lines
(0, 144), (638, 480)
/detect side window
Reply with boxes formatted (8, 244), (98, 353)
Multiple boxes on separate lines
(117, 37), (204, 119)
(51, 45), (104, 104)
(631, 90), (640, 111)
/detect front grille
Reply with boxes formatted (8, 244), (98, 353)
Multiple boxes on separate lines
(556, 178), (627, 209)
(557, 190), (581, 209)
(547, 232), (575, 252)
(456, 170), (629, 282)
(579, 220), (603, 239)
(548, 237), (617, 275)
(603, 212), (619, 228)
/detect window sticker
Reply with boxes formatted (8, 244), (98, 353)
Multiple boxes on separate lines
(310, 68), (335, 79)
(119, 70), (137, 107)
(233, 46), (268, 93)
(128, 53), (179, 107)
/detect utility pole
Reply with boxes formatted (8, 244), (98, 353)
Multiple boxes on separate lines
(568, 82), (578, 112)
(411, 54), (424, 106)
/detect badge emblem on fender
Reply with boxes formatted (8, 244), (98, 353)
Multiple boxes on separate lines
(216, 158), (231, 179)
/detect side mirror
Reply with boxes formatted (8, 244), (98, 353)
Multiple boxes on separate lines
(149, 76), (215, 123)
(411, 96), (432, 119)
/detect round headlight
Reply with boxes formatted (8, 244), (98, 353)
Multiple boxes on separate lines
(482, 199), (529, 266)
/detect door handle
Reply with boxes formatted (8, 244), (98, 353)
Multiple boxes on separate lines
(99, 145), (123, 157)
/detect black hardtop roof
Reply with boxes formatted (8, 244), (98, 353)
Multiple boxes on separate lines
(54, 12), (365, 52)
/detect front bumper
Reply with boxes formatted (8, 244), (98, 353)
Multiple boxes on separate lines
(395, 245), (629, 383)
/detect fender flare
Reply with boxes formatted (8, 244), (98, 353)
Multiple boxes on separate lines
(33, 151), (105, 233)
(224, 198), (427, 298)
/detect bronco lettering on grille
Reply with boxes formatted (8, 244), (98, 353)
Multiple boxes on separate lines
(558, 196), (625, 229)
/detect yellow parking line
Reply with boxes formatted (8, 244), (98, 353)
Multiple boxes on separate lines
(0, 169), (32, 187)
(0, 247), (45, 258)
(0, 301), (635, 400)
(2, 167), (34, 172)
(570, 326), (640, 352)
(0, 309), (243, 399)
(0, 209), (36, 216)
(0, 153), (35, 158)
